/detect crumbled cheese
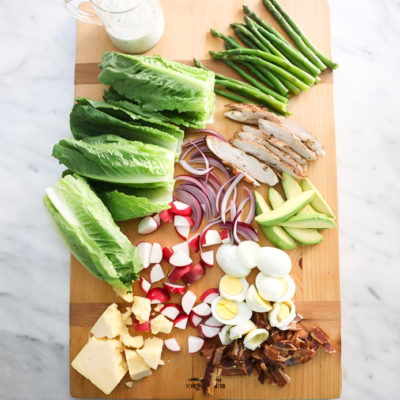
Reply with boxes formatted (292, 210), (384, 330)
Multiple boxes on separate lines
(136, 337), (164, 369)
(112, 286), (134, 303)
(150, 314), (173, 335)
(122, 307), (132, 321)
(153, 304), (163, 312)
(71, 337), (127, 395)
(125, 381), (134, 388)
(125, 350), (152, 381)
(131, 296), (151, 324)
(125, 317), (133, 326)
(120, 327), (144, 348)
(90, 303), (124, 339)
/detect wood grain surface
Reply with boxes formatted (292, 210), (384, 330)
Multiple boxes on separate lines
(70, 0), (341, 398)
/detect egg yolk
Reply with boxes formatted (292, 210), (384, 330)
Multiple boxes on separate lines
(254, 289), (272, 310)
(277, 302), (291, 322)
(216, 299), (238, 320)
(220, 275), (243, 295)
(278, 278), (288, 296)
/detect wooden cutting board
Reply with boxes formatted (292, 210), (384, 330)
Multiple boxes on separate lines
(70, 0), (341, 398)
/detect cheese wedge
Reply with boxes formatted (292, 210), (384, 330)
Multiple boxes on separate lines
(131, 296), (151, 324)
(90, 303), (124, 339)
(137, 337), (164, 369)
(125, 350), (152, 381)
(120, 327), (144, 348)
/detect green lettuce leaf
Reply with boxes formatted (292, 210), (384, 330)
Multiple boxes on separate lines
(43, 174), (142, 288)
(52, 134), (175, 188)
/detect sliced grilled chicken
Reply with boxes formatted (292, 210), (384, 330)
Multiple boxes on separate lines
(258, 119), (317, 161)
(231, 138), (307, 179)
(225, 103), (325, 156)
(236, 131), (307, 176)
(205, 136), (278, 186)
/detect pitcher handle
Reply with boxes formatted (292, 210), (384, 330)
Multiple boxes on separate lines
(64, 0), (103, 25)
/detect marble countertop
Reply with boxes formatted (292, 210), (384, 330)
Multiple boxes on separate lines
(0, 0), (399, 399)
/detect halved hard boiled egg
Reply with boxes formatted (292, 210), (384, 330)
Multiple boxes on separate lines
(237, 241), (260, 270)
(219, 275), (249, 302)
(243, 328), (269, 350)
(255, 272), (296, 302)
(229, 320), (255, 340)
(216, 244), (251, 277)
(256, 247), (292, 277)
(268, 300), (296, 330)
(245, 284), (272, 313)
(211, 296), (252, 326)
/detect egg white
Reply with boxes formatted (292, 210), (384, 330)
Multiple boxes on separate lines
(243, 328), (269, 350)
(211, 296), (252, 326)
(218, 325), (233, 345)
(268, 300), (296, 330)
(256, 247), (292, 277)
(216, 244), (251, 277)
(245, 284), (272, 313)
(237, 241), (260, 270)
(229, 320), (255, 340)
(255, 273), (296, 302)
(219, 275), (249, 302)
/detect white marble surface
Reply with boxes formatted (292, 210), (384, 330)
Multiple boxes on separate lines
(0, 0), (399, 399)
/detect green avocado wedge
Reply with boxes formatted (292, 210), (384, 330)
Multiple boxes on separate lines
(254, 191), (297, 250)
(280, 213), (337, 229)
(256, 190), (314, 226)
(268, 188), (323, 245)
(300, 178), (336, 218)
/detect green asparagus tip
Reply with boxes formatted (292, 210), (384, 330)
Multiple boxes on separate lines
(243, 5), (250, 13)
(332, 63), (339, 69)
(210, 29), (219, 37)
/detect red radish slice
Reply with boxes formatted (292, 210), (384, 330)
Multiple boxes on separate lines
(181, 263), (205, 285)
(174, 215), (194, 228)
(169, 250), (192, 267)
(137, 242), (152, 269)
(181, 290), (197, 314)
(163, 282), (186, 294)
(220, 229), (232, 244)
(139, 276), (151, 294)
(138, 216), (159, 235)
(150, 242), (162, 264)
(173, 314), (188, 330)
(189, 312), (203, 328)
(150, 263), (164, 283)
(192, 302), (212, 317)
(164, 338), (181, 352)
(160, 304), (182, 320)
(175, 225), (190, 240)
(188, 336), (204, 353)
(167, 265), (192, 283)
(146, 287), (170, 304)
(159, 209), (173, 224)
(170, 201), (192, 216)
(198, 324), (221, 338)
(162, 246), (174, 262)
(134, 319), (151, 332)
(204, 316), (224, 327)
(172, 241), (190, 257)
(188, 234), (200, 253)
(200, 288), (219, 304)
(201, 230), (222, 247)
(153, 214), (161, 227)
(200, 250), (214, 267)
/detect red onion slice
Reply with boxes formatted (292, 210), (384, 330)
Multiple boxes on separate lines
(243, 187), (256, 224)
(174, 188), (204, 232)
(179, 160), (213, 175)
(191, 129), (228, 142)
(229, 200), (237, 222)
(178, 183), (213, 220)
(232, 209), (243, 244)
(220, 174), (244, 223)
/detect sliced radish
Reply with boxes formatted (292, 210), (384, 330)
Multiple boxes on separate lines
(150, 242), (162, 264)
(220, 229), (232, 244)
(150, 263), (164, 283)
(159, 209), (173, 224)
(200, 288), (219, 304)
(164, 338), (181, 352)
(170, 201), (191, 216)
(163, 282), (186, 294)
(188, 234), (200, 253)
(138, 216), (159, 235)
(189, 312), (203, 328)
(175, 225), (190, 240)
(139, 276), (151, 294)
(204, 316), (224, 327)
(167, 265), (192, 282)
(192, 302), (212, 317)
(173, 314), (188, 330)
(137, 242), (152, 269)
(153, 214), (160, 227)
(160, 304), (182, 320)
(181, 263), (205, 285)
(200, 250), (214, 267)
(181, 290), (197, 314)
(201, 229), (222, 247)
(188, 336), (204, 353)
(174, 215), (194, 228)
(198, 324), (221, 338)
(169, 250), (192, 267)
(172, 241), (190, 257)
(146, 287), (170, 304)
(134, 319), (151, 332)
(162, 246), (174, 262)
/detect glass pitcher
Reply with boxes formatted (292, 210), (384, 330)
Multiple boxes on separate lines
(64, 0), (164, 53)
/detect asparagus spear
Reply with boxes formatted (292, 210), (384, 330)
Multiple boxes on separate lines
(214, 88), (254, 103)
(268, 0), (338, 69)
(231, 23), (270, 53)
(262, 0), (326, 70)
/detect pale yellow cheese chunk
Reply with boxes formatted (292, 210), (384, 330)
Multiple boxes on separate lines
(131, 296), (151, 324)
(150, 314), (173, 335)
(120, 327), (144, 348)
(136, 337), (164, 369)
(112, 286), (134, 303)
(125, 350), (152, 381)
(90, 303), (124, 339)
(71, 337), (127, 395)
(125, 317), (133, 326)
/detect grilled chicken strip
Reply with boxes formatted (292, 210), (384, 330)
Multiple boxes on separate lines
(205, 136), (279, 186)
(225, 103), (325, 156)
(231, 138), (307, 179)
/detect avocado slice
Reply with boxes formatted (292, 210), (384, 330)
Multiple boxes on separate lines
(268, 188), (323, 245)
(255, 190), (314, 226)
(280, 213), (337, 229)
(254, 191), (297, 250)
(300, 178), (336, 218)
